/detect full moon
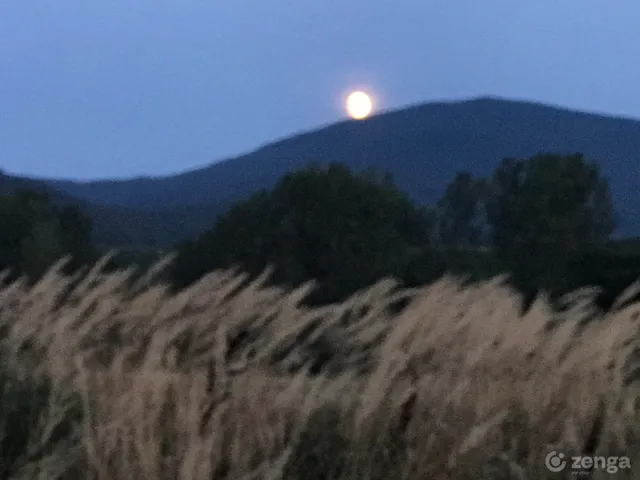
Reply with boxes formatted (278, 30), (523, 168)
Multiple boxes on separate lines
(346, 91), (373, 120)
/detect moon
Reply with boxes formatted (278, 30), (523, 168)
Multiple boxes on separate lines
(346, 91), (373, 120)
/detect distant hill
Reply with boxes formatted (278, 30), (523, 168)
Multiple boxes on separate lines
(9, 96), (640, 245)
(0, 171), (223, 247)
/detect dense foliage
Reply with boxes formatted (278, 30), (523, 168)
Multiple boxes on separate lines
(0, 189), (96, 281)
(170, 163), (435, 303)
(486, 153), (615, 294)
(169, 154), (630, 309)
(0, 153), (636, 310)
(436, 153), (617, 302)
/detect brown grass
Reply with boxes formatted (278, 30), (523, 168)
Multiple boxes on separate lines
(0, 256), (639, 479)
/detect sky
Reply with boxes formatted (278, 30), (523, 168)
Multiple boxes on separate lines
(1, 1), (639, 180)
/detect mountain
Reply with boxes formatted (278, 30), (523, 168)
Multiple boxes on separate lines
(10, 96), (640, 245)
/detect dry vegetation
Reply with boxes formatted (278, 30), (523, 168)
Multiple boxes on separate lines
(0, 255), (640, 479)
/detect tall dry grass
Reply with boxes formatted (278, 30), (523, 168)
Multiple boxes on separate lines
(0, 255), (639, 479)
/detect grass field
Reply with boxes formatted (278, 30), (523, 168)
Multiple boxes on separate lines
(0, 256), (639, 479)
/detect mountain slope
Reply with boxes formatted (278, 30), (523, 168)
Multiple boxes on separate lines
(16, 96), (640, 243)
(0, 171), (223, 247)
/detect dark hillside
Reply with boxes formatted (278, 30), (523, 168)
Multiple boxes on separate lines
(10, 96), (640, 244)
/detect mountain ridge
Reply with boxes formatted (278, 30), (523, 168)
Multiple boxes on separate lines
(17, 95), (640, 185)
(4, 96), (640, 245)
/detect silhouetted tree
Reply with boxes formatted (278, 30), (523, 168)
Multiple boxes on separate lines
(170, 163), (435, 304)
(485, 153), (615, 295)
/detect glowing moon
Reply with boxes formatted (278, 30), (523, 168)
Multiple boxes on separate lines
(346, 91), (373, 120)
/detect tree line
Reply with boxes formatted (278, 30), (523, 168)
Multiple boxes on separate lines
(0, 189), (96, 281)
(0, 152), (636, 310)
(169, 153), (624, 308)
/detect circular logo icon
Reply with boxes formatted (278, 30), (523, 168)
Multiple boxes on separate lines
(545, 451), (567, 472)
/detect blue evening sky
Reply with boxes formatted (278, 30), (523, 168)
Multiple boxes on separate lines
(1, 1), (638, 180)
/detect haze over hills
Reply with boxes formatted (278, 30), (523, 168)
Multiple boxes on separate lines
(7, 96), (640, 246)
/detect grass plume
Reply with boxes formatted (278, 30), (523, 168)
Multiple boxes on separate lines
(0, 256), (638, 478)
